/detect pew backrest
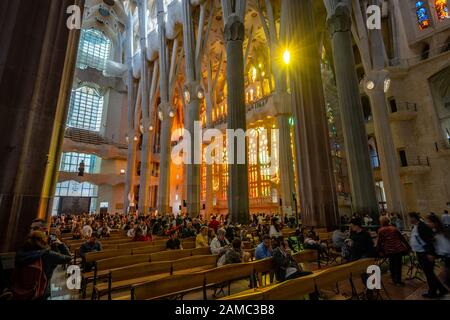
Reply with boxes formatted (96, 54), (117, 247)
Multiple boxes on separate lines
(263, 274), (316, 300)
(171, 255), (216, 273)
(204, 262), (254, 286)
(132, 245), (166, 255)
(110, 261), (172, 282)
(96, 254), (151, 272)
(84, 249), (131, 263)
(190, 247), (211, 256)
(131, 273), (205, 300)
(150, 249), (191, 262)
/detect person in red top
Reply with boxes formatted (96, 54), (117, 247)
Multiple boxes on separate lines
(208, 216), (220, 233)
(376, 216), (411, 286)
(133, 227), (151, 242)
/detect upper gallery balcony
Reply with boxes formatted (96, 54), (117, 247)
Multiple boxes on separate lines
(388, 101), (419, 122)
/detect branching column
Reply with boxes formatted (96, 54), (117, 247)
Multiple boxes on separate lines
(326, 1), (379, 218)
(286, 0), (338, 228)
(221, 0), (249, 224)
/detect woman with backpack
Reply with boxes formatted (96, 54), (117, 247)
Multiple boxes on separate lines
(11, 231), (72, 300)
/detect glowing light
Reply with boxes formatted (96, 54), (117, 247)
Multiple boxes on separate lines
(283, 49), (291, 65)
(384, 78), (391, 93)
(366, 80), (375, 90)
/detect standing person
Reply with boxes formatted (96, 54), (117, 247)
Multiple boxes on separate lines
(11, 231), (72, 300)
(408, 212), (448, 298)
(376, 216), (411, 286)
(426, 213), (450, 288)
(208, 216), (220, 233)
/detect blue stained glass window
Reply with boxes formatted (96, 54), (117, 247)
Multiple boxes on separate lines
(415, 1), (431, 30)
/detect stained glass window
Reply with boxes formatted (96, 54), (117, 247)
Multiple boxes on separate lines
(435, 0), (449, 20)
(76, 29), (111, 71)
(416, 1), (431, 30)
(67, 86), (104, 132)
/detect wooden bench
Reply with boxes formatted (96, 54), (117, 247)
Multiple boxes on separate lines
(94, 261), (172, 300)
(263, 273), (316, 300)
(190, 247), (211, 256)
(131, 273), (205, 300)
(204, 262), (254, 299)
(150, 249), (191, 262)
(172, 255), (218, 275)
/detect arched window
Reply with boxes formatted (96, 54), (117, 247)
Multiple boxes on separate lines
(435, 0), (449, 20)
(76, 29), (111, 71)
(53, 181), (99, 215)
(67, 86), (104, 132)
(415, 1), (431, 30)
(60, 152), (101, 174)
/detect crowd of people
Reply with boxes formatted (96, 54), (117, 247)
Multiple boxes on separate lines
(2, 204), (450, 300)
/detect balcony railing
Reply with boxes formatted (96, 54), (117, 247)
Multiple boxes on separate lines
(246, 95), (271, 113)
(401, 156), (430, 168)
(388, 41), (450, 67)
(391, 102), (418, 113)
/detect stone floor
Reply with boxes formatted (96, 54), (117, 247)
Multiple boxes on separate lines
(49, 260), (450, 301)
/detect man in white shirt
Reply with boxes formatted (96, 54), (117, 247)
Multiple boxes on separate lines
(210, 229), (230, 255)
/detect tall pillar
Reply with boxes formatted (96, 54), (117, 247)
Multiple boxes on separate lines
(137, 0), (154, 216)
(182, 0), (201, 218)
(286, 0), (338, 228)
(0, 0), (84, 251)
(156, 0), (176, 216)
(124, 11), (138, 213)
(326, 2), (379, 218)
(223, 10), (249, 224)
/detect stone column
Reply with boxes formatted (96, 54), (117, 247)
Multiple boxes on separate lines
(286, 0), (339, 228)
(0, 0), (84, 252)
(156, 0), (175, 216)
(124, 11), (138, 213)
(182, 0), (201, 218)
(137, 0), (153, 215)
(224, 14), (249, 224)
(364, 70), (405, 216)
(326, 2), (379, 218)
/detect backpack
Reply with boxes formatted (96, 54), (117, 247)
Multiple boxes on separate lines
(11, 258), (48, 300)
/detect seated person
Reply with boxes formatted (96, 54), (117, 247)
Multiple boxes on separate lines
(72, 227), (82, 240)
(210, 228), (230, 256)
(332, 226), (348, 251)
(304, 231), (328, 257)
(79, 234), (103, 271)
(272, 236), (312, 282)
(133, 227), (151, 242)
(48, 234), (70, 256)
(98, 226), (111, 239)
(255, 235), (274, 286)
(348, 217), (376, 261)
(166, 231), (182, 250)
(181, 222), (197, 239)
(126, 222), (136, 238)
(196, 226), (209, 248)
(217, 239), (243, 267)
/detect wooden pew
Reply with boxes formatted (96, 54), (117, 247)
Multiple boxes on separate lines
(94, 261), (172, 300)
(131, 273), (205, 300)
(132, 245), (167, 255)
(190, 247), (211, 256)
(263, 274), (316, 300)
(150, 249), (191, 262)
(172, 255), (217, 275)
(203, 263), (254, 299)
